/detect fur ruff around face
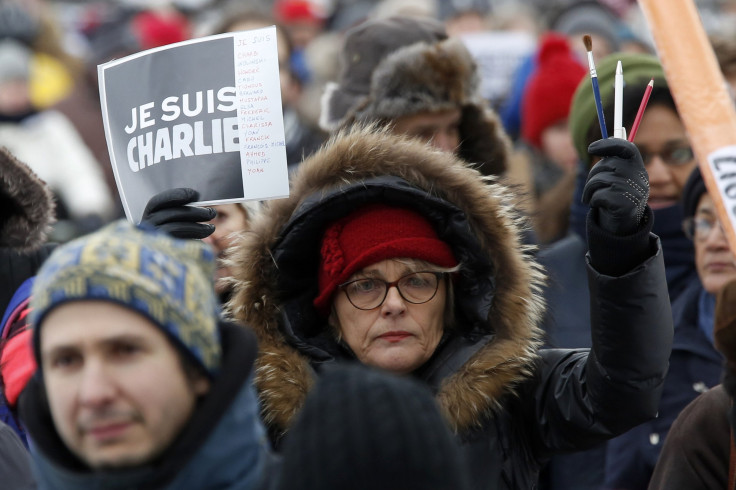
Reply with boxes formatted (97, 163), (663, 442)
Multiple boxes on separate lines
(0, 147), (55, 251)
(226, 126), (545, 438)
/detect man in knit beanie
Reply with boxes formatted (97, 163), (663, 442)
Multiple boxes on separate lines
(17, 220), (271, 490)
(275, 363), (471, 490)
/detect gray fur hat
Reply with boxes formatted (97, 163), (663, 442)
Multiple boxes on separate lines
(319, 16), (510, 175)
(0, 147), (55, 251)
(320, 16), (479, 131)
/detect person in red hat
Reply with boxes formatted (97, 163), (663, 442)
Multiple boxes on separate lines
(225, 124), (673, 489)
(520, 33), (586, 244)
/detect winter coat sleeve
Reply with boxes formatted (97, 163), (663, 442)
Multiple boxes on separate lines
(528, 232), (673, 455)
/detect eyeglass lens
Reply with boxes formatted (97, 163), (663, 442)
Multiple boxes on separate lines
(341, 272), (441, 310)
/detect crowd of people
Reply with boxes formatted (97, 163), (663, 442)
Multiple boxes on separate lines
(2, 0), (736, 489)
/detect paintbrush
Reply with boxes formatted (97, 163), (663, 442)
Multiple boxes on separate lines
(583, 35), (609, 139)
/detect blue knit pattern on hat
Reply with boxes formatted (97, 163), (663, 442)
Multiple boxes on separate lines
(30, 220), (221, 375)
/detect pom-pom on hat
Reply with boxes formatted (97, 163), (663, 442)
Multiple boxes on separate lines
(521, 33), (586, 149)
(314, 204), (457, 315)
(30, 220), (222, 376)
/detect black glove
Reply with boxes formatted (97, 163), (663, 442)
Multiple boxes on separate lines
(141, 188), (216, 239)
(582, 138), (649, 236)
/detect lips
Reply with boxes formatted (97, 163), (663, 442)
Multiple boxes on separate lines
(647, 198), (677, 210)
(85, 421), (132, 441)
(377, 331), (412, 343)
(705, 261), (736, 272)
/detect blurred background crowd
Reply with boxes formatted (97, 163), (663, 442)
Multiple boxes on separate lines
(2, 0), (734, 245)
(3, 1), (736, 489)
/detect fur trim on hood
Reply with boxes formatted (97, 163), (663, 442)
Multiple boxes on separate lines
(320, 36), (511, 176)
(0, 147), (55, 251)
(227, 125), (545, 438)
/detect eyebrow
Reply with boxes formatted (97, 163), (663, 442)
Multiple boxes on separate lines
(43, 334), (148, 357)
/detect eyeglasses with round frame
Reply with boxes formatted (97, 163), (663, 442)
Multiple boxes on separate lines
(682, 216), (725, 241)
(338, 271), (446, 310)
(638, 142), (695, 167)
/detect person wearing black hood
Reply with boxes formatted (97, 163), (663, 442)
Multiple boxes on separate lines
(225, 125), (672, 489)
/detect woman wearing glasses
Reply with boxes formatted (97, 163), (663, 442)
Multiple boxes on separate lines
(227, 125), (672, 489)
(647, 167), (731, 490)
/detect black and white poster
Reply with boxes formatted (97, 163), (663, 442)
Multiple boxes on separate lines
(99, 26), (288, 223)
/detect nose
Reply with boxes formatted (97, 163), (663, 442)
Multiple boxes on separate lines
(380, 285), (406, 316)
(430, 130), (459, 153)
(78, 361), (116, 408)
(704, 221), (728, 247)
(645, 156), (672, 187)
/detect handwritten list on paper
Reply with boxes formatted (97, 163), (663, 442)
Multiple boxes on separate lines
(233, 26), (289, 201)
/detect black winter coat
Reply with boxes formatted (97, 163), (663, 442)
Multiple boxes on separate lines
(228, 127), (674, 489)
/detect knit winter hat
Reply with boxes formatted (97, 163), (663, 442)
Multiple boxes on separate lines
(319, 15), (481, 131)
(568, 52), (666, 165)
(521, 33), (586, 149)
(30, 220), (221, 376)
(313, 204), (457, 315)
(551, 1), (621, 53)
(275, 363), (471, 490)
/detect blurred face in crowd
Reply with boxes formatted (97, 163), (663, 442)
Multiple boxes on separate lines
(391, 108), (462, 153)
(541, 120), (578, 172)
(41, 301), (210, 469)
(0, 79), (31, 116)
(203, 204), (250, 295)
(633, 104), (697, 209)
(693, 194), (736, 294)
(445, 12), (487, 38)
(330, 259), (447, 375)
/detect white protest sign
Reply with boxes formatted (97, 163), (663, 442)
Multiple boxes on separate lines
(460, 31), (536, 107)
(99, 26), (288, 224)
(707, 146), (736, 246)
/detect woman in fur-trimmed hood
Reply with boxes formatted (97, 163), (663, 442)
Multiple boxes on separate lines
(228, 126), (673, 489)
(319, 15), (510, 177)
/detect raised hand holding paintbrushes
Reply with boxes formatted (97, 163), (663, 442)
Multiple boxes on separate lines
(583, 35), (653, 142)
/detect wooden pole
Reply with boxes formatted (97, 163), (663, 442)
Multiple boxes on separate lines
(639, 0), (736, 254)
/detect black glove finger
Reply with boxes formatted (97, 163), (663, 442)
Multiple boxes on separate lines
(582, 170), (628, 204)
(144, 206), (211, 227)
(158, 222), (215, 240)
(587, 138), (639, 160)
(143, 187), (200, 216)
(144, 206), (216, 226)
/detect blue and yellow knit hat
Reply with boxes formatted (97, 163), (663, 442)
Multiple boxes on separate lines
(30, 220), (221, 376)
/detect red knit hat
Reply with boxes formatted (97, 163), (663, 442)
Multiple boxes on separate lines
(313, 204), (457, 315)
(521, 33), (586, 149)
(131, 10), (190, 50)
(274, 0), (326, 23)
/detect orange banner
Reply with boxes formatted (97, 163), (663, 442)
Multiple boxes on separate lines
(639, 0), (736, 254)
